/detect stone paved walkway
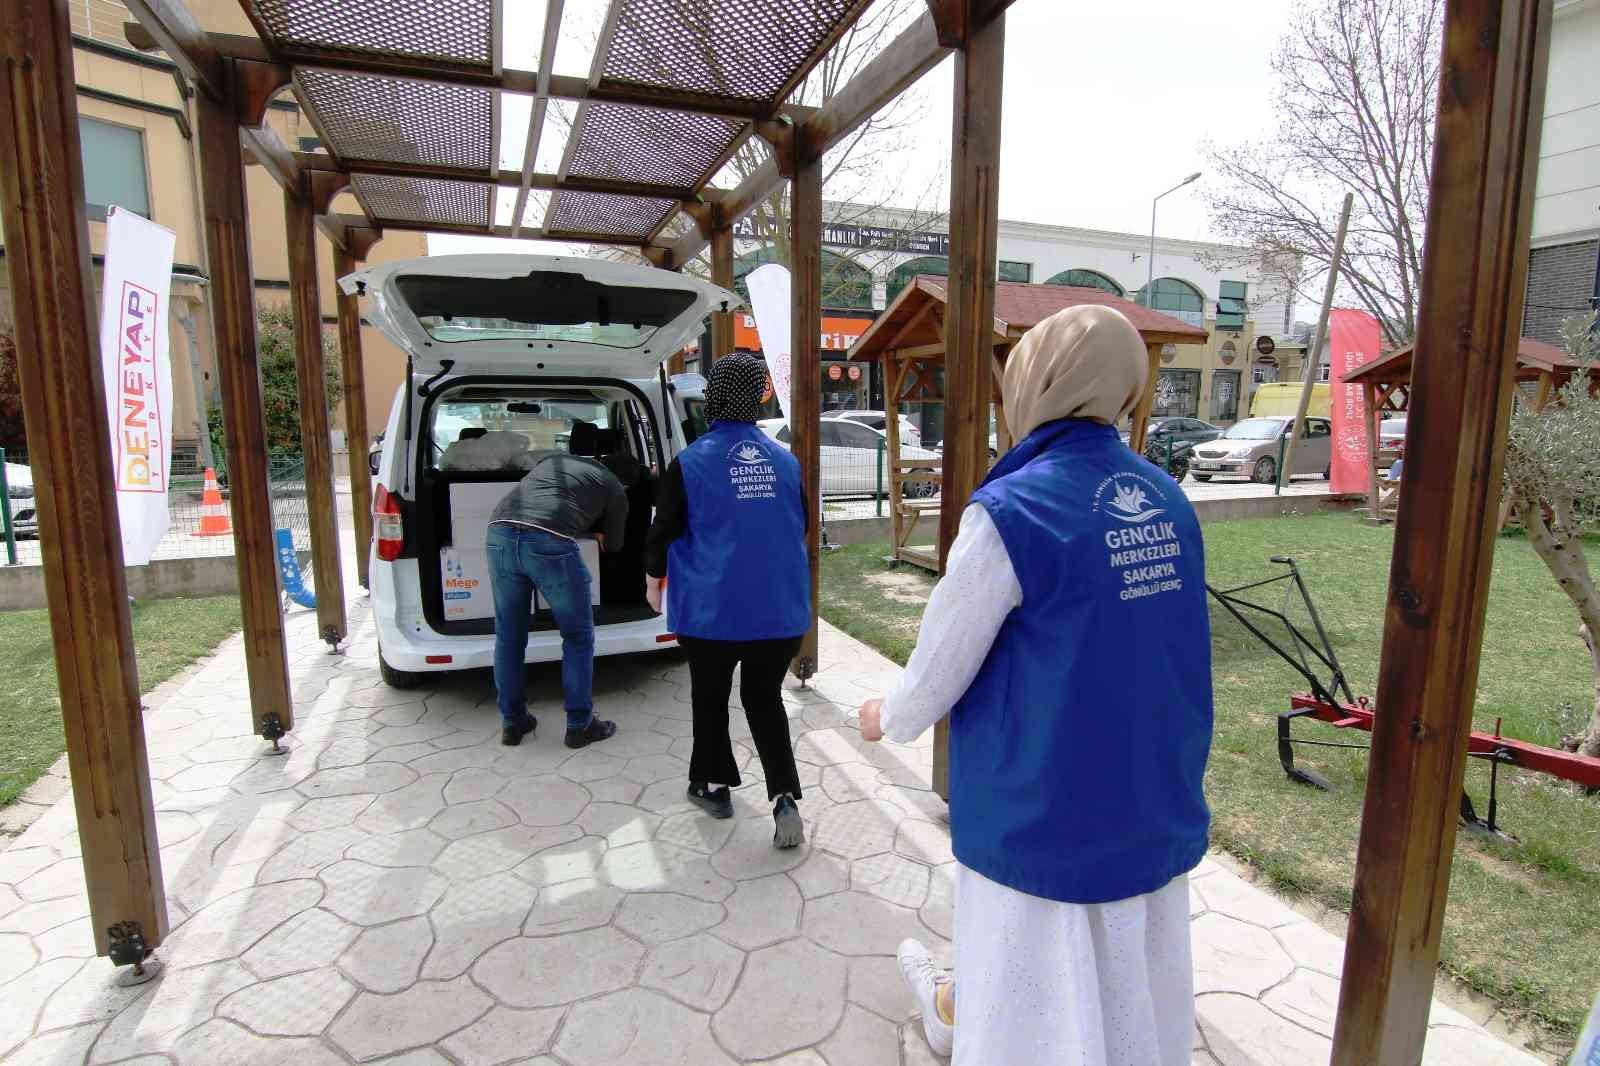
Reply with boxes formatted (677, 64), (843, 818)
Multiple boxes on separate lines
(0, 598), (1545, 1065)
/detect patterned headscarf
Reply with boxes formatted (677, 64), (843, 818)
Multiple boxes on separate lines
(703, 354), (769, 424)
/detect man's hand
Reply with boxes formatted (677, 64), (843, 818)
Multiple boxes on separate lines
(645, 576), (664, 615)
(857, 698), (884, 742)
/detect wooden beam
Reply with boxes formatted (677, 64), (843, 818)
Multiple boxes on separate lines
(285, 178), (348, 646)
(240, 124), (299, 194)
(1329, 0), (1553, 1061)
(123, 0), (223, 99)
(937, 2), (1005, 574)
(292, 153), (698, 203)
(0, 0), (168, 958)
(236, 58), (291, 127)
(1127, 343), (1162, 453)
(711, 226), (735, 361)
(207, 32), (775, 121)
(196, 61), (295, 738)
(790, 149), (824, 683)
(334, 246), (375, 590)
(308, 170), (350, 215)
(668, 10), (953, 266)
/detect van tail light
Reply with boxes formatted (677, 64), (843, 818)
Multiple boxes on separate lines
(373, 483), (405, 562)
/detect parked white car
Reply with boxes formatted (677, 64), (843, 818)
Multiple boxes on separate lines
(4, 461), (36, 538)
(823, 409), (922, 448)
(759, 417), (940, 498)
(348, 253), (739, 688)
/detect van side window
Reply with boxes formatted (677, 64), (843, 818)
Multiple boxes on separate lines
(681, 398), (709, 444)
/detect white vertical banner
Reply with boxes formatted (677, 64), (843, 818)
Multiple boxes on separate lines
(745, 263), (792, 419)
(99, 207), (177, 566)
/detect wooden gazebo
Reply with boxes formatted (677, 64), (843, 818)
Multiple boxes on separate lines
(847, 276), (1206, 571)
(1344, 335), (1594, 522)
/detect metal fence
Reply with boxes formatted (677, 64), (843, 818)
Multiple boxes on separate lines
(1, 445), (316, 568)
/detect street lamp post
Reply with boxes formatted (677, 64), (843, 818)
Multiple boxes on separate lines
(1145, 171), (1202, 307)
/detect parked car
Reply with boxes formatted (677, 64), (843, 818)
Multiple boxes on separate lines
(1189, 416), (1333, 484)
(4, 461), (36, 538)
(823, 409), (922, 448)
(348, 253), (738, 688)
(1120, 416), (1223, 453)
(1379, 415), (1407, 447)
(759, 416), (941, 498)
(1250, 382), (1330, 418)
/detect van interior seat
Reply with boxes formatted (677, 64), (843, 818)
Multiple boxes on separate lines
(458, 427), (488, 442)
(569, 420), (600, 456)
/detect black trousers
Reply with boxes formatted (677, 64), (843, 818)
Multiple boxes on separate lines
(679, 635), (804, 801)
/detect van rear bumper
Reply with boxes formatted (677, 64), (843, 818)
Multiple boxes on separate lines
(376, 609), (677, 672)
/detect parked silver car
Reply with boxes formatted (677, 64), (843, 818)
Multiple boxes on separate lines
(1190, 416), (1332, 484)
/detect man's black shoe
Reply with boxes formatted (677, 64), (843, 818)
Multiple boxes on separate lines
(501, 716), (537, 747)
(564, 718), (617, 749)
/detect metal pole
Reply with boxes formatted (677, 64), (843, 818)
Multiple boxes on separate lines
(1145, 172), (1201, 307)
(0, 448), (15, 566)
(1279, 192), (1353, 492)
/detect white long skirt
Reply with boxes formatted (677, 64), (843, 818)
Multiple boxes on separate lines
(952, 866), (1194, 1066)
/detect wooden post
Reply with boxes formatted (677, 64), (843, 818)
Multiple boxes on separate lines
(1365, 382), (1386, 522)
(1330, 0), (1552, 1061)
(711, 225), (736, 361)
(196, 62), (295, 737)
(334, 246), (375, 590)
(933, 1), (1005, 800)
(1281, 192), (1353, 488)
(0, 0), (168, 957)
(1127, 343), (1163, 453)
(937, 3), (1006, 572)
(790, 150), (824, 681)
(285, 181), (346, 645)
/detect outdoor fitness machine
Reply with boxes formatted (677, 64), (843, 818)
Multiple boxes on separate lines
(1208, 557), (1600, 837)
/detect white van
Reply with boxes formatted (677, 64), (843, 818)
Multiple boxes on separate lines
(347, 254), (738, 688)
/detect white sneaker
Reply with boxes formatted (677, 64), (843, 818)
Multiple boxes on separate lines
(897, 937), (954, 1057)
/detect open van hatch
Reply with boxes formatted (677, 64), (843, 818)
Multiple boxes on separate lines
(341, 253), (740, 375)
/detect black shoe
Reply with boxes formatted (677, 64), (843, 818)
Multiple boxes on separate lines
(773, 794), (804, 849)
(687, 782), (734, 819)
(564, 718), (617, 750)
(501, 716), (537, 747)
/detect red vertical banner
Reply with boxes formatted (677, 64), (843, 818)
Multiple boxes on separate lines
(1329, 308), (1382, 494)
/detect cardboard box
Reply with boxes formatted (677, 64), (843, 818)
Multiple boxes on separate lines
(440, 528), (602, 621)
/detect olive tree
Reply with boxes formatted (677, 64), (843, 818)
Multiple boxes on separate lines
(1503, 312), (1600, 757)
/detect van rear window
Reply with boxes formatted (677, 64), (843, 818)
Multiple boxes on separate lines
(396, 272), (697, 349)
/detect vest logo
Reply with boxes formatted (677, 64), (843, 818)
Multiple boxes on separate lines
(1105, 480), (1165, 523)
(727, 441), (770, 465)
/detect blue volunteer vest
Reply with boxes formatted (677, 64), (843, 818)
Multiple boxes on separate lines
(950, 418), (1213, 904)
(667, 421), (812, 641)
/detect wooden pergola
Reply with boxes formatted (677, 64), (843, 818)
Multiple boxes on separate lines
(847, 276), (1206, 573)
(1345, 335), (1594, 522)
(0, 0), (1561, 1061)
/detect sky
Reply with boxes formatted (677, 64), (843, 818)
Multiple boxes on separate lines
(430, 0), (1298, 258)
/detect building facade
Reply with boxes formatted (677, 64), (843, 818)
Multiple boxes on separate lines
(723, 203), (1300, 431)
(0, 0), (426, 469)
(1523, 0), (1600, 344)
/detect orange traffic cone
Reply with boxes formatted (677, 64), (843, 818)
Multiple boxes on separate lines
(196, 467), (232, 536)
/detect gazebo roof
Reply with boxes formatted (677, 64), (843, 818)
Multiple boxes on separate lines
(848, 275), (1210, 361)
(128, 0), (921, 257)
(1343, 335), (1584, 388)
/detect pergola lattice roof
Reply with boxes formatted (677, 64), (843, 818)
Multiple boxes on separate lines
(214, 0), (876, 248)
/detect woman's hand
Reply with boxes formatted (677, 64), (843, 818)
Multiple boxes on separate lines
(857, 698), (884, 742)
(645, 576), (664, 614)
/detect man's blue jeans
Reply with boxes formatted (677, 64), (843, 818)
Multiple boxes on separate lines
(486, 524), (595, 730)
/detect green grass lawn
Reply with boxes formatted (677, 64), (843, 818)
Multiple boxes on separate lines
(821, 517), (1600, 1049)
(0, 596), (243, 809)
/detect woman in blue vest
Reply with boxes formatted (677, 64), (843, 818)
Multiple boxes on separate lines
(857, 306), (1213, 1065)
(645, 354), (812, 848)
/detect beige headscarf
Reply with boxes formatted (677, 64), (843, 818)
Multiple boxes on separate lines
(1002, 305), (1149, 440)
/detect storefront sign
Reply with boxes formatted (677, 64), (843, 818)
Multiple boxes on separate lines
(1328, 308), (1381, 494)
(735, 217), (950, 256)
(734, 313), (870, 353)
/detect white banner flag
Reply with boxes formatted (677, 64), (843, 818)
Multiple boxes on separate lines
(745, 264), (792, 419)
(100, 207), (177, 566)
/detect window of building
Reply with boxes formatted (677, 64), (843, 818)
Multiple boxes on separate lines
(1318, 362), (1332, 382)
(886, 255), (949, 304)
(1217, 280), (1248, 330)
(1044, 268), (1124, 296)
(733, 246), (874, 310)
(1132, 277), (1205, 327)
(1152, 368), (1201, 418)
(1211, 370), (1241, 422)
(78, 117), (150, 221)
(998, 260), (1032, 283)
